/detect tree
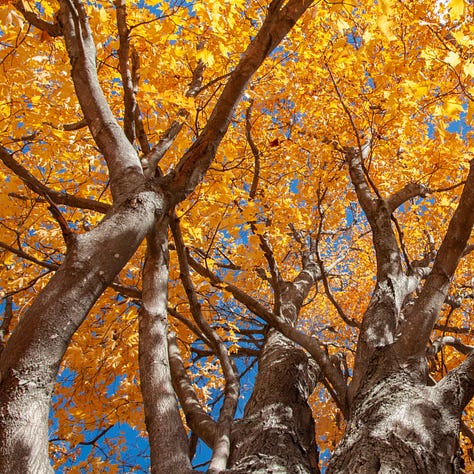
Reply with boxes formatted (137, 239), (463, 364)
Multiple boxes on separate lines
(0, 0), (474, 473)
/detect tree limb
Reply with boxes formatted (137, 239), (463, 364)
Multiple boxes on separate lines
(139, 218), (192, 473)
(398, 159), (474, 356)
(386, 182), (429, 213)
(163, 0), (315, 204)
(58, 0), (143, 201)
(0, 146), (110, 214)
(15, 1), (62, 37)
(187, 249), (349, 416)
(114, 0), (137, 146)
(436, 351), (474, 414)
(428, 336), (474, 357)
(168, 332), (216, 448)
(171, 216), (239, 471)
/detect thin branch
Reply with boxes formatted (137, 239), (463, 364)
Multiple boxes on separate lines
(0, 146), (110, 214)
(15, 1), (62, 37)
(43, 194), (75, 246)
(168, 332), (216, 448)
(78, 424), (115, 446)
(316, 250), (360, 328)
(44, 118), (88, 131)
(168, 306), (212, 347)
(245, 101), (261, 200)
(131, 47), (150, 155)
(171, 216), (239, 471)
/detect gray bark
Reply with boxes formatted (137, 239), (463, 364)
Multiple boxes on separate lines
(328, 349), (464, 474)
(228, 329), (320, 474)
(139, 219), (194, 474)
(0, 188), (165, 473)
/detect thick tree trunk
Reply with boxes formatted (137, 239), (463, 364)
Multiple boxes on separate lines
(0, 189), (164, 473)
(328, 348), (463, 474)
(228, 329), (320, 474)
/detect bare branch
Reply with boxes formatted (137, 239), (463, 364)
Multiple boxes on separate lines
(44, 118), (87, 131)
(316, 250), (360, 328)
(131, 48), (151, 155)
(43, 194), (75, 246)
(245, 101), (261, 200)
(0, 241), (58, 272)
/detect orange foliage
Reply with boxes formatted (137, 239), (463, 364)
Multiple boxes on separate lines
(1, 0), (474, 471)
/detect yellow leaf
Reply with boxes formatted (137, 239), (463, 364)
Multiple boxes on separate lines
(445, 51), (460, 68)
(449, 0), (465, 20)
(3, 252), (14, 266)
(377, 15), (397, 41)
(463, 62), (474, 77)
(98, 7), (107, 23)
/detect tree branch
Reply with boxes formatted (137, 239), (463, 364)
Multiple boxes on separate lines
(0, 146), (110, 214)
(163, 0), (314, 204)
(168, 332), (216, 448)
(141, 60), (206, 175)
(139, 218), (192, 473)
(398, 159), (474, 356)
(171, 216), (239, 471)
(15, 1), (62, 37)
(386, 182), (429, 213)
(245, 101), (261, 200)
(436, 351), (474, 414)
(58, 0), (143, 201)
(114, 0), (137, 146)
(428, 336), (474, 357)
(187, 249), (349, 416)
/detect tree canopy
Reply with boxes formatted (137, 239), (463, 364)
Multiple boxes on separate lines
(1, 0), (474, 472)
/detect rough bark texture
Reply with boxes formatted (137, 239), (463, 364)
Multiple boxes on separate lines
(228, 329), (320, 474)
(328, 350), (463, 474)
(327, 156), (474, 473)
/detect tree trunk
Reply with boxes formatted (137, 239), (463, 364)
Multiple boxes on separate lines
(139, 219), (194, 474)
(228, 329), (320, 474)
(328, 348), (464, 474)
(0, 189), (164, 473)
